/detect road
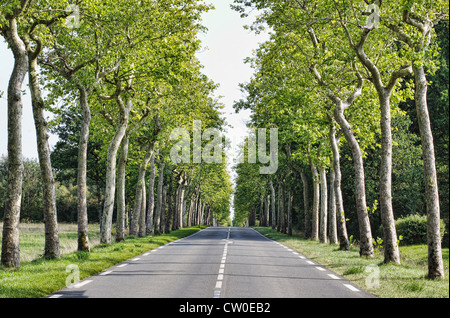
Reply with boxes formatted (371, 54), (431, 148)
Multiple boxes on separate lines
(49, 227), (375, 298)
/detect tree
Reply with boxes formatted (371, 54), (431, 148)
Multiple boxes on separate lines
(1, 0), (31, 268)
(385, 0), (448, 278)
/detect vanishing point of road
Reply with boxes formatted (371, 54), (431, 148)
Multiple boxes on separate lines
(49, 227), (375, 298)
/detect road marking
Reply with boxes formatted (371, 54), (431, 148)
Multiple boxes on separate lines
(217, 274), (224, 281)
(73, 280), (93, 288)
(219, 268), (224, 274)
(49, 294), (63, 298)
(213, 290), (221, 298)
(306, 260), (315, 265)
(343, 284), (359, 292)
(298, 256), (305, 259)
(131, 257), (140, 261)
(328, 274), (340, 280)
(143, 253), (150, 256)
(220, 263), (225, 269)
(117, 263), (128, 268)
(315, 266), (326, 271)
(99, 270), (113, 276)
(215, 281), (222, 289)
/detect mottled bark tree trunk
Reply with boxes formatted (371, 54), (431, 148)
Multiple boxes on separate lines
(414, 64), (444, 279)
(1, 18), (28, 269)
(328, 122), (348, 249)
(287, 188), (293, 236)
(138, 183), (146, 237)
(319, 166), (328, 243)
(333, 102), (373, 256)
(130, 145), (153, 236)
(310, 162), (320, 241)
(300, 169), (311, 239)
(378, 93), (401, 264)
(328, 167), (338, 245)
(116, 133), (129, 242)
(154, 161), (165, 233)
(146, 152), (156, 235)
(269, 179), (276, 230)
(27, 41), (60, 258)
(76, 86), (91, 250)
(100, 96), (130, 244)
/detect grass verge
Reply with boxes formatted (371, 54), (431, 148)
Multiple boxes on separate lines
(0, 225), (207, 298)
(253, 227), (449, 298)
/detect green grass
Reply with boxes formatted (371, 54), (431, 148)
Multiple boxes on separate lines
(0, 223), (101, 262)
(253, 227), (449, 298)
(0, 225), (207, 298)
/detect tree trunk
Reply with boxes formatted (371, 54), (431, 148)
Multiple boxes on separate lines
(319, 166), (328, 243)
(165, 171), (174, 232)
(269, 179), (276, 230)
(76, 86), (92, 250)
(100, 96), (130, 244)
(138, 182), (147, 237)
(154, 161), (165, 234)
(300, 169), (311, 239)
(116, 133), (129, 242)
(333, 107), (373, 256)
(329, 122), (349, 250)
(328, 167), (338, 245)
(287, 188), (293, 236)
(159, 184), (167, 233)
(28, 44), (60, 258)
(146, 152), (156, 235)
(1, 18), (28, 269)
(179, 181), (186, 229)
(414, 64), (444, 279)
(379, 92), (401, 264)
(130, 145), (153, 236)
(310, 162), (320, 241)
(265, 194), (270, 228)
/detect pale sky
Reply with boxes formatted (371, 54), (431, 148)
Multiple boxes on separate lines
(0, 0), (269, 175)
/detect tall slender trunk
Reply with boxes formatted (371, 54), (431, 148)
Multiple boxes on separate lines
(329, 122), (349, 249)
(259, 195), (264, 226)
(138, 182), (147, 237)
(265, 194), (270, 228)
(130, 145), (153, 236)
(333, 107), (373, 256)
(159, 184), (167, 233)
(300, 169), (311, 239)
(328, 167), (338, 245)
(378, 93), (401, 264)
(154, 161), (165, 234)
(413, 64), (444, 279)
(146, 152), (156, 235)
(287, 188), (293, 236)
(165, 171), (174, 232)
(319, 166), (328, 243)
(269, 179), (276, 230)
(310, 162), (320, 241)
(1, 18), (28, 269)
(27, 42), (60, 258)
(100, 96), (130, 244)
(116, 133), (129, 242)
(76, 86), (92, 250)
(178, 181), (186, 229)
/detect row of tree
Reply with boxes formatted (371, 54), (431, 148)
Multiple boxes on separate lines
(232, 0), (448, 279)
(1, 0), (232, 270)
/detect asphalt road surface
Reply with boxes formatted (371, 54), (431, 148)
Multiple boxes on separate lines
(49, 227), (375, 298)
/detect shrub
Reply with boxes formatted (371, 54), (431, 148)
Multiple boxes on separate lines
(396, 214), (445, 245)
